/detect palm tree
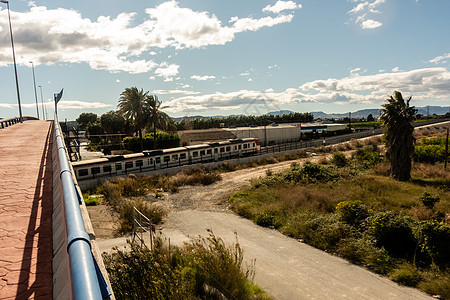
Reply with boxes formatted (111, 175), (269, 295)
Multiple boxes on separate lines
(380, 91), (417, 181)
(118, 87), (149, 152)
(145, 95), (171, 149)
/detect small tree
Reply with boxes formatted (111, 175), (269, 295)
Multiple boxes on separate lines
(380, 91), (417, 181)
(76, 112), (98, 130)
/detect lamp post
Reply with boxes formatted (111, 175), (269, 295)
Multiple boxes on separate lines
(29, 61), (39, 119)
(38, 85), (47, 120)
(1, 0), (23, 123)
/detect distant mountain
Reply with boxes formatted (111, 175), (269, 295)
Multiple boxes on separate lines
(312, 106), (449, 120)
(171, 106), (449, 122)
(266, 110), (295, 116)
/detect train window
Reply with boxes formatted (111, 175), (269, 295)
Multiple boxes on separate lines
(234, 146), (237, 150)
(148, 158), (153, 165)
(238, 145), (242, 150)
(207, 149), (212, 155)
(115, 163), (122, 170)
(78, 169), (88, 177)
(172, 154), (178, 161)
(193, 151), (198, 157)
(253, 142), (255, 147)
(180, 153), (187, 159)
(156, 157), (161, 164)
(226, 146), (231, 152)
(200, 150), (206, 156)
(220, 147), (225, 153)
(243, 144), (248, 149)
(125, 161), (133, 169)
(136, 160), (143, 167)
(103, 165), (112, 173)
(91, 167), (101, 174)
(214, 148), (218, 154)
(163, 156), (170, 162)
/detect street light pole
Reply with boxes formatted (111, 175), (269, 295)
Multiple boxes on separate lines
(29, 61), (39, 119)
(38, 85), (46, 121)
(1, 0), (23, 123)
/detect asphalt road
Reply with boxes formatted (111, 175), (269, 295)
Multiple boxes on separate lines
(160, 210), (433, 300)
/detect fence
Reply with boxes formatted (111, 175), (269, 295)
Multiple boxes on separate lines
(52, 114), (112, 299)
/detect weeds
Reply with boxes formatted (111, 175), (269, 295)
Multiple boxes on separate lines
(103, 230), (270, 300)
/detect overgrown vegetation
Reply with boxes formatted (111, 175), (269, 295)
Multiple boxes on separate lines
(103, 230), (270, 300)
(229, 155), (450, 298)
(95, 167), (222, 235)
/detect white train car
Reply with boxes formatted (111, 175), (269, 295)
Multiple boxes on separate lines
(72, 138), (260, 181)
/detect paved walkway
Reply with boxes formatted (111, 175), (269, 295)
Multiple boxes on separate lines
(0, 121), (53, 299)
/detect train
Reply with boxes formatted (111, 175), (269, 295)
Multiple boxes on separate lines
(72, 137), (260, 181)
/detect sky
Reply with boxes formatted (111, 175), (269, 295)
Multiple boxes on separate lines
(0, 0), (449, 121)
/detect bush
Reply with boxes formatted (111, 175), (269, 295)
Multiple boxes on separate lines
(389, 263), (422, 287)
(331, 152), (348, 167)
(335, 201), (370, 226)
(418, 192), (440, 209)
(336, 238), (395, 275)
(282, 211), (351, 251)
(366, 212), (417, 260)
(415, 221), (450, 270)
(281, 162), (339, 184)
(255, 211), (279, 228)
(116, 199), (166, 236)
(354, 146), (382, 167)
(83, 194), (99, 206)
(122, 132), (180, 152)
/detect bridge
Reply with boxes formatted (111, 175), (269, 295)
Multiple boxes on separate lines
(0, 118), (112, 299)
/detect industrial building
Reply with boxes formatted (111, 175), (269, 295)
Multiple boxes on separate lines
(177, 123), (347, 146)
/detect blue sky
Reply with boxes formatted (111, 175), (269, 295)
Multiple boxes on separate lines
(0, 0), (449, 121)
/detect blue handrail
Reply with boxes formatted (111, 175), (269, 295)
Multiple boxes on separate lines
(54, 117), (110, 300)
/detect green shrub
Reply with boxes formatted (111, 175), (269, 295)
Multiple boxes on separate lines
(122, 132), (180, 152)
(255, 211), (279, 228)
(389, 263), (422, 287)
(415, 221), (450, 270)
(336, 238), (395, 275)
(331, 152), (348, 167)
(282, 211), (351, 251)
(366, 212), (417, 260)
(418, 192), (440, 209)
(280, 162), (339, 184)
(335, 201), (370, 226)
(354, 146), (382, 167)
(83, 194), (99, 206)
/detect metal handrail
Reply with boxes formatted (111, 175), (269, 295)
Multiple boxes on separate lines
(54, 116), (110, 299)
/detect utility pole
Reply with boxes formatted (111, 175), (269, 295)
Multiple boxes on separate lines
(445, 128), (449, 170)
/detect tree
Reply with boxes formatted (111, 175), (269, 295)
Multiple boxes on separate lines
(380, 91), (417, 181)
(76, 112), (98, 130)
(118, 87), (149, 152)
(145, 95), (171, 149)
(100, 110), (126, 134)
(367, 113), (375, 122)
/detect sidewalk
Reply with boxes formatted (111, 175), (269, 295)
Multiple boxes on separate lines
(0, 121), (53, 299)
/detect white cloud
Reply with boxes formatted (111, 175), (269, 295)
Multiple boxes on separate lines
(429, 53), (450, 64)
(361, 19), (382, 29)
(152, 89), (200, 95)
(191, 75), (216, 81)
(262, 1), (302, 14)
(164, 67), (450, 113)
(15, 100), (112, 109)
(392, 66), (400, 72)
(348, 0), (385, 30)
(116, 79), (120, 83)
(155, 62), (180, 81)
(0, 1), (298, 74)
